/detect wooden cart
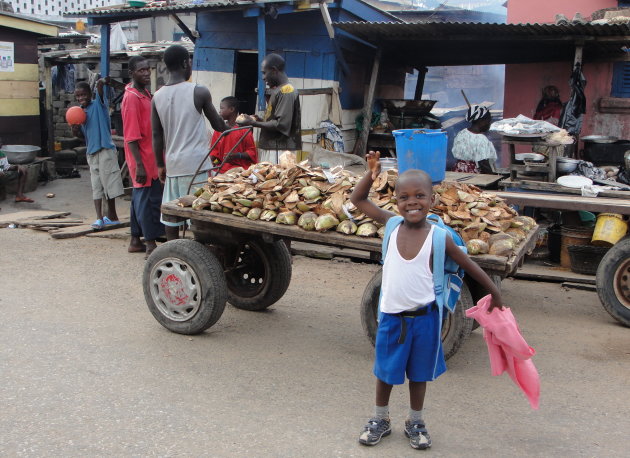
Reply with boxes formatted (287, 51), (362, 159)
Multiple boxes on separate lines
(143, 202), (539, 359)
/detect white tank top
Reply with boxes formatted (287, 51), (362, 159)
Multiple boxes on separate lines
(380, 225), (435, 314)
(153, 82), (210, 177)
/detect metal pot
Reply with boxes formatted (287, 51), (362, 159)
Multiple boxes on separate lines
(556, 157), (579, 174)
(581, 135), (618, 144)
(1, 145), (40, 164)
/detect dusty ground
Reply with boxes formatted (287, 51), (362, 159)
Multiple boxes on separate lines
(1, 175), (629, 456)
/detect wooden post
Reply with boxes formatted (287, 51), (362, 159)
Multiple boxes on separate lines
(100, 24), (111, 77)
(150, 64), (157, 94)
(414, 66), (428, 101)
(257, 13), (267, 114)
(355, 48), (381, 158)
(44, 63), (54, 156)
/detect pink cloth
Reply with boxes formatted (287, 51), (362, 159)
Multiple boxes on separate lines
(466, 295), (540, 409)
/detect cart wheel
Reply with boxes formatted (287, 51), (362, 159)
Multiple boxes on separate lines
(596, 237), (630, 327)
(226, 239), (292, 311)
(360, 269), (474, 360)
(143, 239), (227, 334)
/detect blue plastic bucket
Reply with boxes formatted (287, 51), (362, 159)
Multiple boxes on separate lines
(392, 129), (447, 182)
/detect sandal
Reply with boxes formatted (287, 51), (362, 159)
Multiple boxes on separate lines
(15, 196), (34, 203)
(103, 216), (120, 226)
(91, 219), (104, 230)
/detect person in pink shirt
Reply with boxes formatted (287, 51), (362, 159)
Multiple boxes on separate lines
(121, 56), (164, 257)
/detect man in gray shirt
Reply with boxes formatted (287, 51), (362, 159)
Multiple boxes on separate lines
(238, 53), (301, 163)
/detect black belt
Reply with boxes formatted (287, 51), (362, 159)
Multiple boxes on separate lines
(395, 303), (438, 344)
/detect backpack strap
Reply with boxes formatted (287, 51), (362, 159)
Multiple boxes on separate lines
(381, 215), (404, 263)
(431, 225), (447, 309)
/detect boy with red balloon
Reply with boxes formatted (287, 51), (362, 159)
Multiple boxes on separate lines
(71, 78), (124, 230)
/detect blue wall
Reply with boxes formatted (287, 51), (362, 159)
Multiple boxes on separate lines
(194, 10), (337, 81)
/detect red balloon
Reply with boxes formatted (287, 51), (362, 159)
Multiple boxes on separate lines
(66, 106), (87, 125)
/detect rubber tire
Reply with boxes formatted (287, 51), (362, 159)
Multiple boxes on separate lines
(596, 237), (630, 327)
(143, 239), (228, 334)
(227, 239), (292, 311)
(360, 269), (475, 360)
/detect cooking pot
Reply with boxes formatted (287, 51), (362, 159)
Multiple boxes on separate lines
(1, 145), (40, 164)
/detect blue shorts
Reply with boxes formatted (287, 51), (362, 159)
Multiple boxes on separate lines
(373, 307), (446, 385)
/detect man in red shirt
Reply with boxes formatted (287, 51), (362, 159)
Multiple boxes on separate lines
(122, 56), (164, 257)
(210, 96), (257, 174)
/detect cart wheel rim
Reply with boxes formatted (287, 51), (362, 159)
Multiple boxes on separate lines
(613, 258), (630, 310)
(226, 243), (267, 298)
(441, 313), (452, 341)
(149, 257), (202, 321)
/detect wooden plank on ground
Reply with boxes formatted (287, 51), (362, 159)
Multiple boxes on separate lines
(85, 228), (131, 240)
(49, 218), (130, 239)
(0, 210), (71, 227)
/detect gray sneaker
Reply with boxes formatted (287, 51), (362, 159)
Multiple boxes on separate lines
(404, 420), (432, 450)
(359, 417), (391, 446)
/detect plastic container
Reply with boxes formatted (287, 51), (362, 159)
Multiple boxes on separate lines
(560, 226), (594, 268)
(568, 245), (610, 275)
(547, 224), (562, 263)
(379, 158), (397, 172)
(592, 213), (628, 246)
(392, 129), (447, 182)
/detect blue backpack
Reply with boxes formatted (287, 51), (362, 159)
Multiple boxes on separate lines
(381, 214), (466, 314)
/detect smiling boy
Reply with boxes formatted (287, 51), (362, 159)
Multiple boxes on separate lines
(350, 151), (504, 450)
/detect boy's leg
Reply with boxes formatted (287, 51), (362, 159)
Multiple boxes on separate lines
(94, 199), (104, 221)
(87, 151), (105, 223)
(129, 191), (146, 253)
(106, 198), (119, 222)
(16, 166), (27, 197)
(376, 378), (394, 407)
(409, 381), (427, 411)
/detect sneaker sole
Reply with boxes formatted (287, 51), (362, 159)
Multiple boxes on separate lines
(358, 428), (391, 446)
(404, 430), (432, 450)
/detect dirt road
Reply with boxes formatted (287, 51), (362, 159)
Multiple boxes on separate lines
(1, 222), (629, 456)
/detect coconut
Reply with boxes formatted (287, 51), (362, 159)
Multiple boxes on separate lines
(357, 223), (378, 237)
(314, 214), (339, 232)
(489, 239), (514, 256)
(466, 239), (489, 255)
(336, 220), (357, 235)
(276, 211), (297, 225)
(298, 211), (318, 231)
(260, 210), (277, 222)
(299, 186), (321, 200)
(247, 207), (262, 220)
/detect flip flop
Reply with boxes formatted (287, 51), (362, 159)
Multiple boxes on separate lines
(103, 216), (120, 226)
(15, 197), (34, 203)
(91, 219), (104, 230)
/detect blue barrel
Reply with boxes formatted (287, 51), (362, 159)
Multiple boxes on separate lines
(392, 129), (447, 183)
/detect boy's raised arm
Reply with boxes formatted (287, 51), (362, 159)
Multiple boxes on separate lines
(350, 151), (396, 226)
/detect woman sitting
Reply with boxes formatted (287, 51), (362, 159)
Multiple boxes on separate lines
(451, 105), (497, 174)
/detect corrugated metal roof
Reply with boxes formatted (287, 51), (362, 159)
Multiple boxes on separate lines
(334, 21), (630, 40)
(64, 1), (259, 18)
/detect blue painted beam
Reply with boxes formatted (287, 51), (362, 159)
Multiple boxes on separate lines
(335, 28), (376, 49)
(100, 24), (111, 78)
(340, 0), (398, 22)
(243, 4), (296, 17)
(257, 13), (266, 112)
